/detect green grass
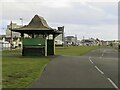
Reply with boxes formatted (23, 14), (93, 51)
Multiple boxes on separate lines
(2, 50), (50, 88)
(56, 46), (103, 56)
(2, 46), (103, 88)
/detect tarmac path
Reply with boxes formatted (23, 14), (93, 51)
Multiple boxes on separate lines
(30, 47), (119, 89)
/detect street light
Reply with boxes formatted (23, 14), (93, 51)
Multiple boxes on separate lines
(20, 18), (23, 26)
(82, 36), (84, 46)
(1, 27), (6, 50)
(10, 21), (13, 50)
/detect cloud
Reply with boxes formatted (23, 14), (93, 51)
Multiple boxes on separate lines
(0, 1), (118, 40)
(63, 23), (118, 40)
(1, 0), (119, 2)
(1, 1), (117, 25)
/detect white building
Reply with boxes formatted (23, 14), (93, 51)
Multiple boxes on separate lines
(81, 38), (97, 46)
(0, 39), (10, 50)
(5, 23), (29, 48)
(64, 35), (77, 46)
(6, 23), (22, 38)
(55, 26), (64, 46)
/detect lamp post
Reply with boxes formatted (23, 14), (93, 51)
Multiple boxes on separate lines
(1, 28), (5, 50)
(10, 21), (13, 50)
(20, 18), (23, 49)
(20, 18), (23, 26)
(83, 36), (84, 46)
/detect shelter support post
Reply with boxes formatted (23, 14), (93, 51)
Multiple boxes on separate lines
(45, 34), (47, 56)
(53, 35), (55, 55)
(10, 30), (12, 50)
(21, 33), (24, 56)
(21, 33), (24, 40)
(32, 33), (34, 38)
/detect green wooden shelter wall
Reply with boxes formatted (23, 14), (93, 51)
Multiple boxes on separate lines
(23, 38), (45, 46)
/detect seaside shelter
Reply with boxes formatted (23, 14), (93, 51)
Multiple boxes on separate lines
(11, 15), (62, 56)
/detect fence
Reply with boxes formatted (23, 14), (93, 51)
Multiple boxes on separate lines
(0, 42), (11, 51)
(1, 42), (22, 57)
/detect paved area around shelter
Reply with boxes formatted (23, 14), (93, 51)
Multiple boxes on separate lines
(30, 47), (119, 89)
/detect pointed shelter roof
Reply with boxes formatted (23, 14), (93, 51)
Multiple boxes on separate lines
(11, 15), (62, 35)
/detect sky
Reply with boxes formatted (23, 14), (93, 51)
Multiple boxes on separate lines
(0, 0), (119, 40)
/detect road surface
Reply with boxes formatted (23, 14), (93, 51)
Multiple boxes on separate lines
(30, 47), (119, 89)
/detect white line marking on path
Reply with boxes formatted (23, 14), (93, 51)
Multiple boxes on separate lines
(89, 53), (119, 89)
(103, 50), (106, 53)
(90, 59), (94, 64)
(94, 66), (104, 75)
(107, 78), (118, 89)
(99, 57), (102, 59)
(100, 50), (105, 58)
(102, 53), (104, 57)
(89, 57), (94, 64)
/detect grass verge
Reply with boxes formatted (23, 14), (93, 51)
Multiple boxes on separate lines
(56, 46), (103, 56)
(2, 50), (50, 88)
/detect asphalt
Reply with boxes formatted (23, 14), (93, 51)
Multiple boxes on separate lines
(30, 47), (119, 88)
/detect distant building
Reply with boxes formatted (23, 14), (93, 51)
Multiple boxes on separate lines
(0, 40), (10, 50)
(6, 23), (22, 38)
(0, 35), (6, 40)
(105, 40), (120, 47)
(64, 35), (77, 46)
(5, 23), (31, 48)
(5, 23), (23, 48)
(0, 35), (10, 50)
(55, 26), (64, 46)
(81, 38), (97, 46)
(80, 38), (118, 46)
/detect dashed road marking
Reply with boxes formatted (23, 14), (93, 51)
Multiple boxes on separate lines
(89, 49), (119, 89)
(100, 50), (105, 58)
(90, 59), (94, 64)
(103, 50), (106, 53)
(89, 57), (94, 64)
(94, 66), (104, 75)
(89, 57), (104, 75)
(107, 78), (118, 89)
(102, 53), (104, 57)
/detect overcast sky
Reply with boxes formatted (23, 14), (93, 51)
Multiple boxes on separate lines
(0, 0), (119, 40)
